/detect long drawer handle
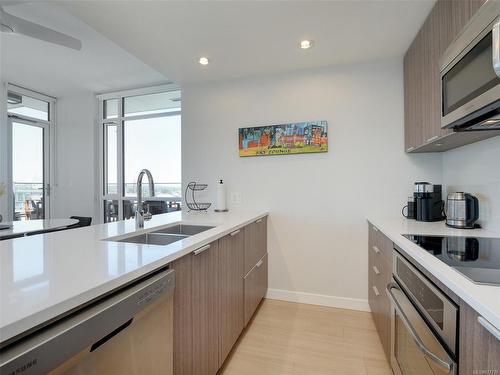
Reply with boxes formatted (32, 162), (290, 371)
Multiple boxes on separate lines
(386, 283), (454, 373)
(256, 259), (264, 268)
(478, 316), (500, 341)
(372, 286), (380, 296)
(372, 246), (381, 254)
(193, 244), (210, 255)
(372, 266), (380, 275)
(230, 229), (241, 236)
(256, 218), (263, 223)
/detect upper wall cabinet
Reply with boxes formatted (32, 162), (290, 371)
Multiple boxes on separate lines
(404, 0), (499, 153)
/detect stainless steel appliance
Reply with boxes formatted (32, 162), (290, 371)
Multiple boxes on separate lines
(440, 0), (500, 131)
(414, 182), (445, 222)
(404, 234), (500, 286)
(387, 250), (458, 375)
(0, 268), (175, 375)
(446, 192), (479, 229)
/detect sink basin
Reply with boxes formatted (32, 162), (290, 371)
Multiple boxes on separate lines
(152, 224), (215, 236)
(115, 233), (188, 246)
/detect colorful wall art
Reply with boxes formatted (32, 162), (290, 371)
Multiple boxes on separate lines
(239, 120), (328, 157)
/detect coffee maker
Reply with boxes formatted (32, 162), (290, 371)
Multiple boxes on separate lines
(413, 182), (445, 222)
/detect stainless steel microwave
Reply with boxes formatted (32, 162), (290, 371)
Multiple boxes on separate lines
(441, 0), (500, 131)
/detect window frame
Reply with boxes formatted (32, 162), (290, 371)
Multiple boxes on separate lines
(4, 84), (55, 221)
(97, 84), (181, 223)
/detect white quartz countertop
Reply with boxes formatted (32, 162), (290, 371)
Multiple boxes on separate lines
(367, 217), (500, 331)
(0, 210), (268, 344)
(0, 218), (79, 239)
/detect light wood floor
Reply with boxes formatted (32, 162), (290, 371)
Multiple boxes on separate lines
(220, 299), (392, 375)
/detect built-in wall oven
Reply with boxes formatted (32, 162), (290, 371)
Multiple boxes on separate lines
(440, 0), (500, 131)
(387, 249), (458, 375)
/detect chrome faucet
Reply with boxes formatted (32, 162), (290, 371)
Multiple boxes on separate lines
(135, 169), (155, 229)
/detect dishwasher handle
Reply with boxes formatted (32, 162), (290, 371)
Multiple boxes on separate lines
(386, 282), (454, 374)
(90, 318), (133, 352)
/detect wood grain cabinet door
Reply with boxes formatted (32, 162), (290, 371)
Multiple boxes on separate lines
(192, 242), (220, 375)
(244, 217), (267, 275)
(403, 0), (487, 152)
(172, 254), (194, 375)
(244, 253), (268, 326)
(459, 302), (500, 375)
(218, 228), (245, 365)
(368, 223), (393, 362)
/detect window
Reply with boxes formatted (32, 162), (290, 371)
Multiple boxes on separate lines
(124, 91), (181, 117)
(5, 85), (53, 221)
(8, 91), (50, 121)
(99, 85), (181, 223)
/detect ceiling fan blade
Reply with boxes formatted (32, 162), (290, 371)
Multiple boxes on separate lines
(1, 8), (82, 50)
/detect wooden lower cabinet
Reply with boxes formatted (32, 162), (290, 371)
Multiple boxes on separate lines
(218, 228), (245, 365)
(173, 220), (268, 374)
(172, 241), (222, 375)
(244, 253), (268, 326)
(459, 302), (500, 375)
(368, 223), (392, 362)
(192, 241), (220, 375)
(244, 217), (267, 275)
(172, 253), (194, 375)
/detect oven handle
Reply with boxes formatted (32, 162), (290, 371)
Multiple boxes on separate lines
(386, 282), (454, 374)
(493, 17), (500, 78)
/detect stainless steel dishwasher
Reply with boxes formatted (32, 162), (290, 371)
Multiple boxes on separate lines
(0, 268), (174, 375)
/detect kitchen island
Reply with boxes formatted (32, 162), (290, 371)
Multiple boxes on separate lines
(0, 210), (268, 347)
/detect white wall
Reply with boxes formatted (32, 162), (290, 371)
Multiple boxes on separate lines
(52, 92), (98, 222)
(443, 136), (500, 231)
(182, 59), (443, 309)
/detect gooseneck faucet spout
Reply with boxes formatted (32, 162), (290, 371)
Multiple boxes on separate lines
(135, 169), (155, 229)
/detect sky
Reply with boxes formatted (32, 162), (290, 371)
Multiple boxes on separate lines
(12, 122), (44, 183)
(11, 103), (182, 191)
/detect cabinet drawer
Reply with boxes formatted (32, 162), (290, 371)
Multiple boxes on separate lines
(369, 224), (393, 264)
(368, 222), (392, 362)
(369, 246), (392, 287)
(244, 217), (268, 275)
(244, 253), (268, 326)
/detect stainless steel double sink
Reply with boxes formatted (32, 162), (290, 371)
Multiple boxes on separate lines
(109, 224), (215, 246)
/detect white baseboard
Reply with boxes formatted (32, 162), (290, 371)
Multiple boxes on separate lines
(266, 288), (371, 312)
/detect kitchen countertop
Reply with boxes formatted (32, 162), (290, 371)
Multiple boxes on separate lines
(0, 210), (268, 345)
(0, 218), (79, 239)
(367, 217), (500, 331)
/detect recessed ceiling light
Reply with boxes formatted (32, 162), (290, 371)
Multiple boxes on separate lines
(199, 57), (210, 65)
(299, 40), (314, 49)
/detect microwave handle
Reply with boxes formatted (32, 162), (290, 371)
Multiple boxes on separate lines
(386, 283), (454, 374)
(493, 17), (500, 78)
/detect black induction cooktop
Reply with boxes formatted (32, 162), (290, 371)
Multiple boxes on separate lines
(403, 234), (500, 286)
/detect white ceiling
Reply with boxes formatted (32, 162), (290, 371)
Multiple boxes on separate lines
(0, 1), (167, 97)
(63, 0), (435, 86)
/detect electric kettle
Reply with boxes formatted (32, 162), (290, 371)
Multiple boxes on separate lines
(446, 192), (479, 229)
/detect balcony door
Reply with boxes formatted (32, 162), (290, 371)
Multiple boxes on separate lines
(8, 118), (50, 221)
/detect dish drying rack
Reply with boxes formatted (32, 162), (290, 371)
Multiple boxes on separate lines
(185, 182), (212, 211)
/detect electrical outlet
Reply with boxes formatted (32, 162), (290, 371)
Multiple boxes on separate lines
(231, 192), (242, 204)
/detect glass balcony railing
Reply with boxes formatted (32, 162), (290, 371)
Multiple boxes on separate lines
(105, 183), (182, 198)
(13, 182), (44, 220)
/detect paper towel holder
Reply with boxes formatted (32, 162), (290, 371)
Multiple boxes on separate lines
(215, 179), (229, 213)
